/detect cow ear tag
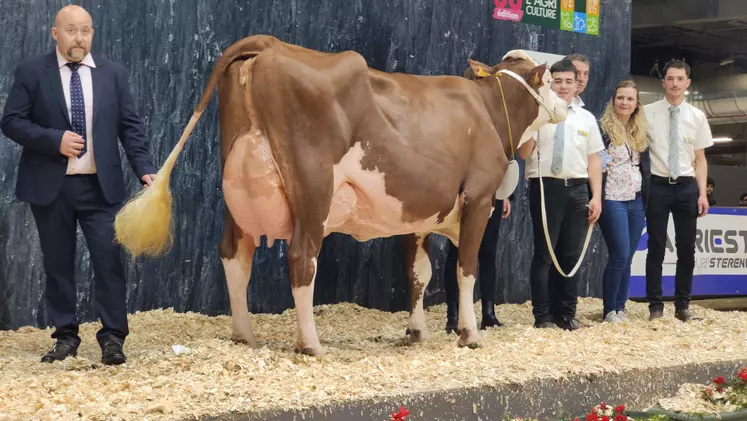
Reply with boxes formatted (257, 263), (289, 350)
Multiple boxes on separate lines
(476, 67), (492, 78)
(495, 160), (519, 200)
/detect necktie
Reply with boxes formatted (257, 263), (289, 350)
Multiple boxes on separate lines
(551, 120), (565, 175)
(67, 62), (87, 157)
(668, 105), (680, 179)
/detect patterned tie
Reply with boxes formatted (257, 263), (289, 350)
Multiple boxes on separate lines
(668, 105), (680, 179)
(67, 62), (87, 157)
(551, 120), (565, 175)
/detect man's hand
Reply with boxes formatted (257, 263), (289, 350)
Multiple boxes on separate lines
(697, 194), (710, 217)
(59, 131), (85, 158)
(588, 196), (602, 223)
(141, 174), (156, 188)
(502, 199), (511, 219)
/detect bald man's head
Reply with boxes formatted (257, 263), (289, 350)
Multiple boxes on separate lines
(51, 5), (94, 63)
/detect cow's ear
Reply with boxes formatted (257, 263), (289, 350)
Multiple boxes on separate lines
(468, 59), (494, 78)
(527, 63), (548, 89)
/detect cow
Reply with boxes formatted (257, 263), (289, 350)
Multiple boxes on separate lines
(113, 34), (567, 356)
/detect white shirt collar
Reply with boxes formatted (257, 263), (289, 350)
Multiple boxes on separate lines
(572, 96), (585, 107)
(56, 47), (96, 69)
(664, 98), (687, 110)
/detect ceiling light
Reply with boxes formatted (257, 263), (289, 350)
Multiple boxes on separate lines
(713, 137), (732, 143)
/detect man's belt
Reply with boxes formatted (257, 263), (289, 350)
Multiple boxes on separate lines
(531, 177), (588, 187)
(651, 175), (695, 185)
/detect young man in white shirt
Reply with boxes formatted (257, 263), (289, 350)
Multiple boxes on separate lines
(517, 58), (604, 331)
(643, 59), (713, 322)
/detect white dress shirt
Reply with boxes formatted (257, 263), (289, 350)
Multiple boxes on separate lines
(56, 48), (97, 175)
(572, 96), (585, 108)
(525, 104), (604, 179)
(643, 99), (713, 178)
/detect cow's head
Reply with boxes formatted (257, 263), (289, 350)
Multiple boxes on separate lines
(468, 50), (568, 150)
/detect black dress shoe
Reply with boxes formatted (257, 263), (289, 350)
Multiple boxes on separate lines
(40, 340), (78, 363)
(675, 309), (694, 322)
(649, 310), (664, 321)
(554, 317), (582, 331)
(101, 340), (127, 365)
(480, 302), (504, 329)
(445, 301), (459, 334)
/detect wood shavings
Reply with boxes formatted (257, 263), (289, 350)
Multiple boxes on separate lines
(657, 383), (741, 414)
(0, 298), (746, 420)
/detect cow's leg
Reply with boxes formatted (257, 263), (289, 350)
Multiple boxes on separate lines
(220, 212), (257, 346)
(289, 235), (324, 356)
(403, 233), (432, 344)
(456, 197), (494, 349)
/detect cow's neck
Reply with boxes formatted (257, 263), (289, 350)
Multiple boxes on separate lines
(478, 78), (535, 161)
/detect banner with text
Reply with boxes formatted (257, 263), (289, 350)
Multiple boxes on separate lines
(492, 0), (600, 36)
(628, 208), (747, 298)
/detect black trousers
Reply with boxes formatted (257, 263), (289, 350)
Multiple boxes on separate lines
(645, 176), (699, 312)
(528, 178), (589, 323)
(444, 199), (503, 308)
(30, 175), (128, 348)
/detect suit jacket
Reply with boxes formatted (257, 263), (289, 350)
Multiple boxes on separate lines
(600, 127), (651, 208)
(0, 51), (157, 206)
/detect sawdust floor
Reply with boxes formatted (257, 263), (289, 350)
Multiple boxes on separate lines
(1, 298), (746, 420)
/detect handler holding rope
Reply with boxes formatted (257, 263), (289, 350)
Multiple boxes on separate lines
(518, 58), (604, 331)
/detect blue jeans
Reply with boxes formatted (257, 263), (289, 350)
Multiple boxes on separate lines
(598, 195), (646, 316)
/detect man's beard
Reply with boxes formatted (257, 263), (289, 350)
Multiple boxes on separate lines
(67, 46), (87, 61)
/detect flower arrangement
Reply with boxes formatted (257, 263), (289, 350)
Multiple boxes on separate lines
(701, 366), (747, 409)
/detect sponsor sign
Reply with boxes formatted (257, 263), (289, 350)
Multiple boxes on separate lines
(492, 0), (600, 36)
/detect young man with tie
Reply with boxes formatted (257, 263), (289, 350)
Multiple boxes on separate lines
(518, 58), (604, 331)
(643, 59), (713, 322)
(1, 5), (157, 365)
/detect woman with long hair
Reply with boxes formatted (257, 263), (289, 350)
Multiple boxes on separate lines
(598, 80), (651, 323)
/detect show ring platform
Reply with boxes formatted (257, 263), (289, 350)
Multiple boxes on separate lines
(1, 298), (746, 420)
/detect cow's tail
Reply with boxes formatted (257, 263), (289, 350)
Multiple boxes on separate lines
(114, 35), (279, 259)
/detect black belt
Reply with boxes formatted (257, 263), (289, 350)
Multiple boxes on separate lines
(530, 177), (588, 187)
(651, 175), (695, 185)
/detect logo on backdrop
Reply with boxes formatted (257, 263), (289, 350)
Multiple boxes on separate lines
(493, 0), (524, 22)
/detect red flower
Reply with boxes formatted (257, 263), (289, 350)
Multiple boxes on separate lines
(739, 371), (747, 382)
(713, 376), (726, 385)
(601, 416), (610, 421)
(614, 405), (625, 414)
(391, 406), (410, 421)
(600, 402), (608, 410)
(706, 387), (713, 396)
(574, 419), (580, 421)
(586, 413), (599, 421)
(614, 416), (626, 421)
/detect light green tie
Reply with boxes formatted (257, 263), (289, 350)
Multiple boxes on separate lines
(551, 121), (565, 176)
(669, 105), (681, 179)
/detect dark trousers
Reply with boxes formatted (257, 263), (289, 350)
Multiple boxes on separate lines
(444, 199), (502, 308)
(528, 178), (589, 323)
(645, 176), (699, 312)
(598, 194), (646, 316)
(30, 175), (128, 348)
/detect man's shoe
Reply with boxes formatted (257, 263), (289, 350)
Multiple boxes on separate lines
(480, 302), (504, 329)
(649, 310), (664, 321)
(40, 340), (78, 363)
(554, 317), (583, 331)
(534, 321), (556, 329)
(675, 309), (694, 322)
(604, 312), (623, 324)
(616, 311), (629, 322)
(101, 340), (126, 365)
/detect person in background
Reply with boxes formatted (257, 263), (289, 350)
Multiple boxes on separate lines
(706, 177), (716, 207)
(565, 53), (591, 108)
(740, 193), (747, 207)
(597, 80), (651, 324)
(0, 5), (157, 365)
(517, 58), (604, 331)
(643, 59), (713, 322)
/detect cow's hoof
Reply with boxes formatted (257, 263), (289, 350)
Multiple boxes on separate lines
(295, 344), (326, 357)
(457, 328), (481, 349)
(231, 336), (258, 348)
(404, 328), (429, 345)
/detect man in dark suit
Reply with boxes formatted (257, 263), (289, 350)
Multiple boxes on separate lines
(1, 5), (157, 365)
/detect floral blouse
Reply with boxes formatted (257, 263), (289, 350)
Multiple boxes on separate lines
(602, 135), (642, 201)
